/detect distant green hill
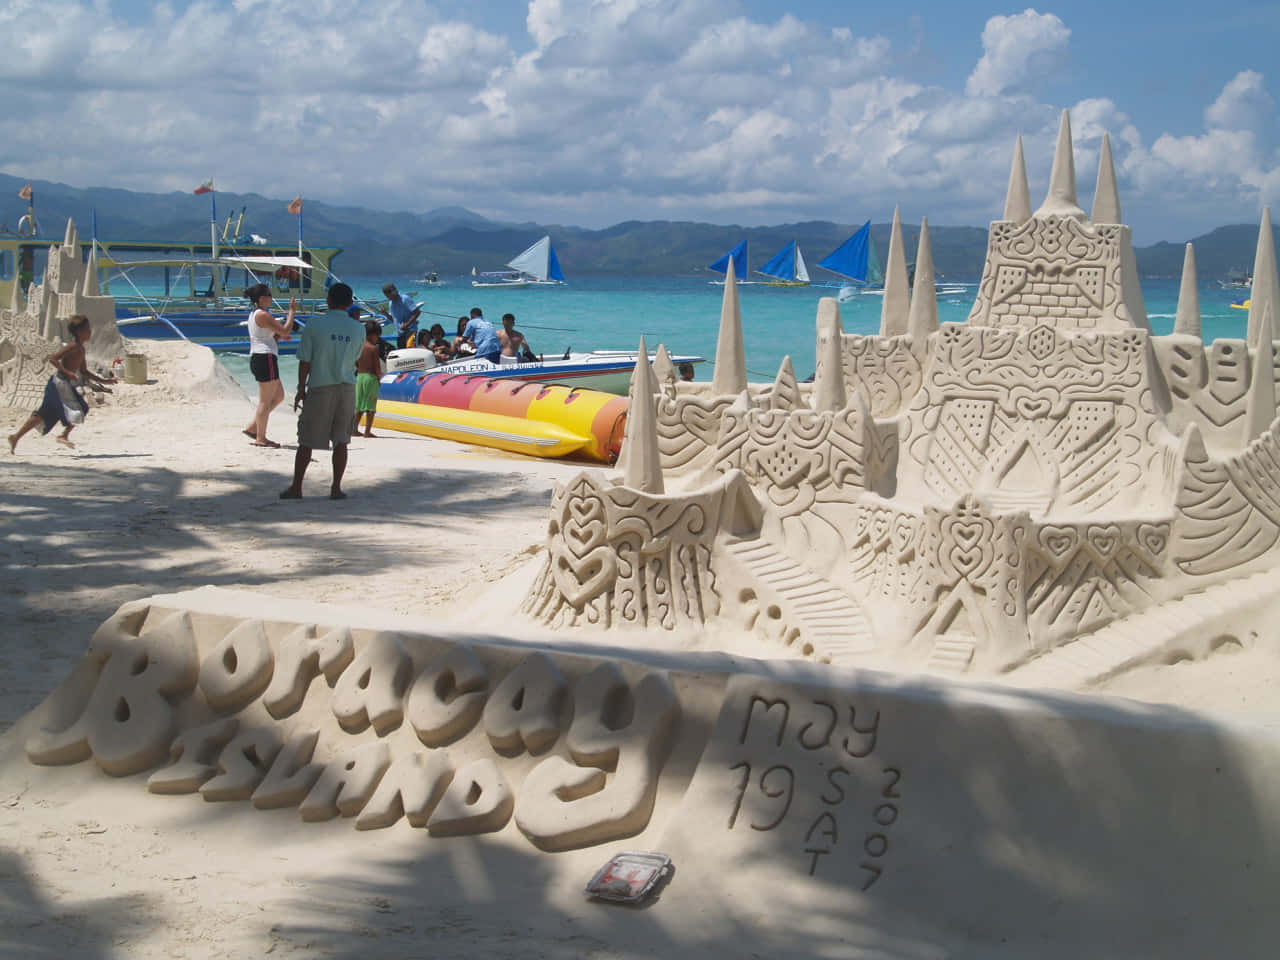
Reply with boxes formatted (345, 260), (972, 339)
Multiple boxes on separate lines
(0, 173), (1272, 281)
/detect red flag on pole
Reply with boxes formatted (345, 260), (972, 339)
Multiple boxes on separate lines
(288, 196), (302, 215)
(18, 183), (32, 200)
(193, 179), (214, 195)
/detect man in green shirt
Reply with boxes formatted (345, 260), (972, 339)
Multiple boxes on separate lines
(280, 283), (364, 500)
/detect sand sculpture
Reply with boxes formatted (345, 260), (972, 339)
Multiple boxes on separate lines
(14, 111), (1280, 955)
(0, 220), (123, 408)
(527, 110), (1280, 681)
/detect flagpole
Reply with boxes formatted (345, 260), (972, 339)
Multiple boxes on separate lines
(210, 182), (218, 260)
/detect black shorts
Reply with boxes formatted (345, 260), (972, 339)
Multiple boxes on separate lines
(250, 353), (280, 383)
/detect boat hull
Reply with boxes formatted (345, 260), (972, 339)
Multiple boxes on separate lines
(383, 349), (701, 396)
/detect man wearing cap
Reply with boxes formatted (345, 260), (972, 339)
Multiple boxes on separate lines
(383, 282), (421, 349)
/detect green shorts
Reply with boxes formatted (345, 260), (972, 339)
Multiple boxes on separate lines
(355, 372), (380, 413)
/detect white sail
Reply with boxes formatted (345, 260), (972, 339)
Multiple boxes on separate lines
(795, 246), (810, 283)
(507, 236), (553, 281)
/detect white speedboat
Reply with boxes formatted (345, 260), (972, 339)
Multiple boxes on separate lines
(385, 348), (702, 395)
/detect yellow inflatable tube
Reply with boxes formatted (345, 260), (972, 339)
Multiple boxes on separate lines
(373, 399), (590, 459)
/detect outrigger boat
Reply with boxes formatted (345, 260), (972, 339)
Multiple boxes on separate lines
(384, 347), (703, 396)
(471, 235), (566, 288)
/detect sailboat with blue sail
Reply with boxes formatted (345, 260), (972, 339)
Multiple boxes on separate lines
(756, 240), (810, 286)
(816, 220), (883, 300)
(708, 239), (759, 285)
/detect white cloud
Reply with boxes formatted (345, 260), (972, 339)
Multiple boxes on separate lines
(965, 9), (1070, 98)
(0, 2), (1275, 238)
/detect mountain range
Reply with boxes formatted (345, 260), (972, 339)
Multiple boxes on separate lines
(1, 174), (1270, 281)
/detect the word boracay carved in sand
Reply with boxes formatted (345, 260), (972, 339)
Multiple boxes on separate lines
(527, 110), (1280, 676)
(25, 596), (907, 874)
(0, 220), (122, 406)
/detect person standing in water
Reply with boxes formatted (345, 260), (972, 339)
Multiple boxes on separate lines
(241, 283), (298, 448)
(9, 315), (115, 452)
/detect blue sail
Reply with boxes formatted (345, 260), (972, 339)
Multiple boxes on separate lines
(547, 242), (566, 283)
(759, 240), (800, 282)
(709, 240), (748, 277)
(817, 221), (873, 283)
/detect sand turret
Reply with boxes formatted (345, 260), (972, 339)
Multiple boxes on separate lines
(1004, 136), (1032, 224)
(812, 298), (846, 411)
(1091, 134), (1122, 225)
(907, 217), (940, 340)
(1173, 243), (1201, 338)
(880, 206), (910, 336)
(622, 336), (664, 493)
(1034, 110), (1086, 220)
(711, 258), (747, 394)
(1248, 207), (1279, 349)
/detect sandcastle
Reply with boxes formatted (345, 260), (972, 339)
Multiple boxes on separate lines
(10, 112), (1280, 956)
(0, 219), (122, 408)
(528, 111), (1280, 683)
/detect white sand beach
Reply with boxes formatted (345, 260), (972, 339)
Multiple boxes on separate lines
(3, 338), (1278, 959)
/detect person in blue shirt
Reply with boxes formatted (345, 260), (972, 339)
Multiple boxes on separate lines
(383, 282), (421, 349)
(455, 307), (500, 363)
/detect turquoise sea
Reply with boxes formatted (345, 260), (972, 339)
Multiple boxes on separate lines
(214, 275), (1253, 394)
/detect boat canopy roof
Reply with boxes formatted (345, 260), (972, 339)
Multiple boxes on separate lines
(99, 254), (313, 270)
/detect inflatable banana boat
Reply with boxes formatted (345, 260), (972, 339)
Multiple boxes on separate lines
(374, 371), (629, 462)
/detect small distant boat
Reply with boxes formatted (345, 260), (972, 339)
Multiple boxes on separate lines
(816, 221), (883, 300)
(756, 240), (810, 286)
(708, 240), (760, 285)
(1231, 298), (1251, 311)
(471, 235), (566, 288)
(419, 270), (445, 287)
(1219, 269), (1252, 290)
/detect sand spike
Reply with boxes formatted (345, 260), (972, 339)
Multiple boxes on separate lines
(1034, 110), (1086, 220)
(880, 206), (910, 336)
(9, 271), (22, 313)
(1003, 135), (1032, 224)
(1091, 133), (1122, 225)
(768, 356), (801, 411)
(712, 256), (747, 394)
(813, 298), (847, 412)
(623, 335), (664, 494)
(652, 343), (675, 385)
(64, 218), (77, 249)
(907, 217), (940, 340)
(1247, 207), (1280, 349)
(1244, 302), (1277, 443)
(1173, 244), (1202, 339)
(83, 245), (101, 297)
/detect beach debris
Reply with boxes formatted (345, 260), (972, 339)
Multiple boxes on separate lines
(585, 851), (672, 904)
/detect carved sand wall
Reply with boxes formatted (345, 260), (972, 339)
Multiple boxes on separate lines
(525, 110), (1280, 676)
(20, 588), (1280, 957)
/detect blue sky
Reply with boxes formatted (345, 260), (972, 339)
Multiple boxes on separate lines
(3, 1), (1278, 241)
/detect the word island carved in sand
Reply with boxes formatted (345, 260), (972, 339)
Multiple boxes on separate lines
(23, 590), (1280, 953)
(527, 110), (1280, 680)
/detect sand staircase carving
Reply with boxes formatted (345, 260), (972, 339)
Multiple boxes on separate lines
(722, 536), (875, 662)
(1008, 567), (1280, 688)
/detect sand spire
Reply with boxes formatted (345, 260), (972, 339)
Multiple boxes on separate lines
(907, 217), (940, 340)
(1244, 302), (1277, 443)
(83, 245), (101, 297)
(1173, 243), (1201, 338)
(711, 256), (747, 394)
(1091, 133), (1122, 224)
(1034, 110), (1085, 220)
(768, 356), (801, 411)
(652, 343), (675, 385)
(1004, 135), (1032, 224)
(880, 206), (910, 336)
(1247, 207), (1279, 349)
(623, 336), (664, 493)
(813, 298), (847, 411)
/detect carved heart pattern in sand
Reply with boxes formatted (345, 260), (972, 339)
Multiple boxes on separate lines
(1039, 524), (1078, 559)
(1015, 396), (1052, 420)
(551, 544), (618, 608)
(942, 517), (992, 580)
(1087, 524), (1121, 559)
(1137, 522), (1170, 558)
(678, 397), (731, 445)
(563, 494), (607, 554)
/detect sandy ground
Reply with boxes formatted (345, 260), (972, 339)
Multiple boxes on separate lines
(2, 340), (1277, 958)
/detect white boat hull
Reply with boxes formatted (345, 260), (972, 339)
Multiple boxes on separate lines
(384, 349), (701, 396)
